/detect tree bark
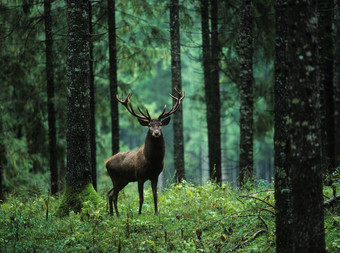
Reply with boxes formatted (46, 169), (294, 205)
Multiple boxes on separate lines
(201, 0), (221, 184)
(0, 118), (5, 201)
(274, 0), (293, 252)
(334, 0), (340, 167)
(239, 0), (253, 185)
(318, 0), (335, 178)
(108, 0), (120, 156)
(88, 1), (97, 191)
(44, 0), (58, 195)
(170, 0), (185, 183)
(57, 0), (101, 216)
(210, 0), (221, 184)
(287, 0), (326, 251)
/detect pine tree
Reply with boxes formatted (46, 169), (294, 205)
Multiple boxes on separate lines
(169, 0), (185, 182)
(318, 0), (335, 178)
(274, 0), (293, 251)
(44, 0), (58, 194)
(333, 0), (340, 168)
(108, 0), (120, 156)
(88, 1), (97, 191)
(57, 0), (101, 216)
(287, 0), (326, 251)
(201, 0), (221, 183)
(239, 0), (254, 185)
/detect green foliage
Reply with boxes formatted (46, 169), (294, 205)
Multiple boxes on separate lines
(56, 183), (103, 217)
(1, 182), (338, 252)
(0, 0), (278, 194)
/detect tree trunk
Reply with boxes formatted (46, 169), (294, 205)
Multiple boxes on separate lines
(44, 0), (58, 195)
(210, 0), (221, 184)
(287, 0), (326, 251)
(334, 0), (340, 168)
(274, 0), (293, 252)
(318, 0), (335, 179)
(169, 0), (185, 183)
(239, 0), (254, 185)
(108, 0), (120, 156)
(0, 118), (5, 201)
(57, 0), (101, 216)
(88, 1), (97, 191)
(201, 0), (221, 184)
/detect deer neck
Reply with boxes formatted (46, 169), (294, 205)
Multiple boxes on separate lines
(144, 131), (165, 161)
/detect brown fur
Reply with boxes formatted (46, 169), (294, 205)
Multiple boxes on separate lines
(106, 119), (168, 216)
(108, 90), (184, 217)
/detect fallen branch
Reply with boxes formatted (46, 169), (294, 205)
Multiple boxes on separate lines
(239, 195), (275, 209)
(233, 229), (266, 251)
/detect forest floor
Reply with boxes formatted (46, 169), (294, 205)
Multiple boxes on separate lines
(0, 181), (339, 252)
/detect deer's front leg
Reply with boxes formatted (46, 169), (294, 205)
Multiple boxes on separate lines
(151, 178), (158, 215)
(138, 180), (144, 214)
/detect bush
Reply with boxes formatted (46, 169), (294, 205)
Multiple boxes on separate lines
(0, 181), (339, 252)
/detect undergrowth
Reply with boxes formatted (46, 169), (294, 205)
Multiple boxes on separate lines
(0, 181), (339, 252)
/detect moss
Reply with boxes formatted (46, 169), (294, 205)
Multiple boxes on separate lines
(56, 183), (103, 217)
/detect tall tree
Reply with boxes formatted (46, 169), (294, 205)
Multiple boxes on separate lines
(287, 0), (326, 251)
(210, 0), (221, 184)
(318, 0), (335, 178)
(201, 0), (221, 183)
(44, 0), (58, 194)
(239, 0), (254, 185)
(274, 0), (293, 252)
(57, 0), (101, 216)
(169, 0), (185, 182)
(334, 0), (340, 168)
(0, 117), (5, 201)
(108, 0), (120, 156)
(88, 1), (97, 191)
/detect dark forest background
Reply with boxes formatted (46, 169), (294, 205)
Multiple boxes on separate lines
(1, 0), (340, 252)
(0, 0), (279, 194)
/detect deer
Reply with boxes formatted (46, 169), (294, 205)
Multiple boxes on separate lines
(105, 88), (185, 217)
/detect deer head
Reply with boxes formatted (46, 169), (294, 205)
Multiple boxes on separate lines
(116, 88), (185, 138)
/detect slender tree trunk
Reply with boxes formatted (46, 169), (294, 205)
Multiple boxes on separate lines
(334, 0), (340, 167)
(287, 0), (326, 251)
(0, 118), (5, 201)
(57, 0), (101, 216)
(274, 1), (293, 252)
(201, 0), (221, 183)
(318, 0), (335, 179)
(88, 1), (97, 191)
(44, 0), (58, 195)
(169, 0), (185, 182)
(108, 0), (120, 156)
(210, 0), (221, 184)
(239, 0), (253, 185)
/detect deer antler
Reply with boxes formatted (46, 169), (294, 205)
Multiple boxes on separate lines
(158, 88), (185, 120)
(116, 93), (151, 122)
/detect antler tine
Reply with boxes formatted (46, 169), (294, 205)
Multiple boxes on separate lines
(158, 88), (185, 120)
(137, 104), (151, 120)
(115, 93), (151, 121)
(174, 87), (182, 95)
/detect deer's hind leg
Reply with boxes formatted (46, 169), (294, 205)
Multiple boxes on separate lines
(109, 181), (128, 217)
(107, 188), (114, 216)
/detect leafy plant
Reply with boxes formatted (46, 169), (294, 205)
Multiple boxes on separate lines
(1, 182), (338, 252)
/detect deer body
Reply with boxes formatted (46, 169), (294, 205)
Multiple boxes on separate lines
(106, 90), (184, 216)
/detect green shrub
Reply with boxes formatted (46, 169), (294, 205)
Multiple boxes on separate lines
(0, 181), (338, 252)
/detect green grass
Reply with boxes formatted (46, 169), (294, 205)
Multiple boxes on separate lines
(0, 181), (339, 252)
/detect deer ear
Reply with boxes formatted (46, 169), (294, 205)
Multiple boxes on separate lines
(138, 118), (149, 126)
(161, 117), (171, 126)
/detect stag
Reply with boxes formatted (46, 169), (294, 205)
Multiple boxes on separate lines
(106, 89), (185, 216)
